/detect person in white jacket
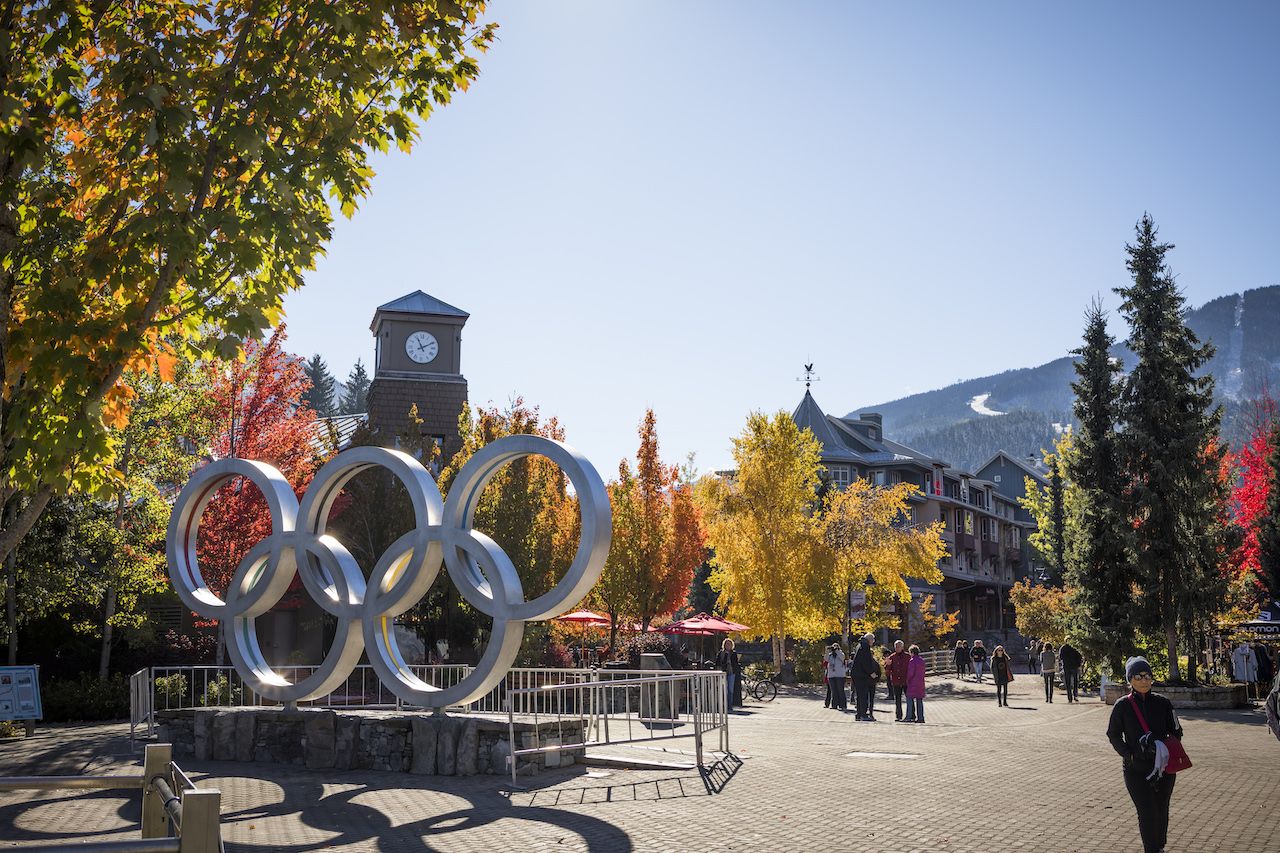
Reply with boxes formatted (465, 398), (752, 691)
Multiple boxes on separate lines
(1231, 641), (1258, 684)
(825, 645), (848, 711)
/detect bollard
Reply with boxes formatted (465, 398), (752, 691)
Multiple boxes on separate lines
(141, 744), (172, 839)
(178, 788), (221, 853)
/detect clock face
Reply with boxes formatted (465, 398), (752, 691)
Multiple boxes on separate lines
(405, 330), (439, 364)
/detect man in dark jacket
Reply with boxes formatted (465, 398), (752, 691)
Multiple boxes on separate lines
(885, 640), (910, 721)
(1058, 641), (1084, 703)
(850, 634), (882, 721)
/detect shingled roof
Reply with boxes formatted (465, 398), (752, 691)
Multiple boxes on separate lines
(376, 290), (469, 318)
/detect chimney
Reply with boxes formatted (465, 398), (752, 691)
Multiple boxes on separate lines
(861, 412), (883, 426)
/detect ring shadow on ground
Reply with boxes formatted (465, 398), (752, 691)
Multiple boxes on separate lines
(512, 752), (742, 809)
(0, 788), (141, 844)
(0, 764), (636, 853)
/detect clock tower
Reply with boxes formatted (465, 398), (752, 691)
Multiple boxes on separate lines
(366, 290), (469, 461)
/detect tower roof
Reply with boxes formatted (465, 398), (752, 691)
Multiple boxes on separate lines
(376, 290), (469, 319)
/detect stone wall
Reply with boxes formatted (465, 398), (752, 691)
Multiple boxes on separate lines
(1101, 683), (1248, 709)
(156, 708), (584, 777)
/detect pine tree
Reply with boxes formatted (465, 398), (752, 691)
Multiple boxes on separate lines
(1116, 214), (1226, 683)
(340, 359), (372, 415)
(303, 354), (337, 418)
(1255, 421), (1280, 604)
(1064, 301), (1134, 676)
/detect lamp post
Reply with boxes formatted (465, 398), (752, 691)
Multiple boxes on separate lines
(226, 364), (237, 458)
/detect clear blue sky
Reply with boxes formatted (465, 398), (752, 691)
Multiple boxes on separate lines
(283, 1), (1280, 474)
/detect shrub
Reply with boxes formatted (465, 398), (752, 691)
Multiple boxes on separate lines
(540, 642), (573, 669)
(616, 632), (683, 668)
(153, 673), (190, 709)
(199, 675), (241, 707)
(41, 673), (130, 722)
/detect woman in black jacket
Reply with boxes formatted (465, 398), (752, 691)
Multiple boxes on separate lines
(1106, 657), (1184, 853)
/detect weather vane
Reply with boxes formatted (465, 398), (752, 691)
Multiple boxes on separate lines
(797, 362), (819, 389)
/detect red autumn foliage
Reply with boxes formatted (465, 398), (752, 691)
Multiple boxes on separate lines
(1230, 394), (1277, 589)
(631, 410), (706, 630)
(194, 327), (323, 609)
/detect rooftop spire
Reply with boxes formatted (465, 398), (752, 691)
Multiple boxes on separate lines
(797, 362), (820, 390)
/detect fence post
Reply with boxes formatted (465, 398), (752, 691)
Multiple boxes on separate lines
(141, 743), (172, 839)
(178, 788), (222, 853)
(692, 675), (703, 767)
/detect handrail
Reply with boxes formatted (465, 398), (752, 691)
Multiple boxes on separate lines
(0, 774), (144, 791)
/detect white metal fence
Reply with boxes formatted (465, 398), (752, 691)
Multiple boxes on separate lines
(135, 664), (724, 733)
(505, 669), (729, 785)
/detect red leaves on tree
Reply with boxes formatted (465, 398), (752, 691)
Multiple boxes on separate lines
(630, 410), (706, 630)
(193, 327), (322, 610)
(1231, 395), (1278, 590)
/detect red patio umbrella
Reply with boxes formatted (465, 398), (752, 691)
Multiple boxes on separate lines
(554, 610), (610, 658)
(665, 612), (750, 634)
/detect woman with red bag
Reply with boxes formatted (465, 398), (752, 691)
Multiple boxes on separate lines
(1106, 657), (1188, 853)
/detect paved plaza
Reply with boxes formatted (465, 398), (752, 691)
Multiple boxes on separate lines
(1, 673), (1275, 852)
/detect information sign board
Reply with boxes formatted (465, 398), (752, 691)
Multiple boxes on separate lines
(0, 665), (41, 721)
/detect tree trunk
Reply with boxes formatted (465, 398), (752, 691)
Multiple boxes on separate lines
(98, 587), (117, 679)
(1165, 621), (1180, 683)
(3, 498), (16, 665)
(4, 540), (15, 666)
(1185, 628), (1198, 685)
(841, 582), (851, 649)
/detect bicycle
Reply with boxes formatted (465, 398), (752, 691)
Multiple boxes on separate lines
(742, 670), (778, 702)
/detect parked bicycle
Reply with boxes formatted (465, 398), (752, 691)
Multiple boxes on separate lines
(742, 670), (778, 702)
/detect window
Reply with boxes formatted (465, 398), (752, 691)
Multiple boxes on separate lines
(964, 511), (974, 535)
(872, 470), (886, 486)
(955, 509), (965, 531)
(993, 474), (1002, 483)
(827, 464), (851, 488)
(941, 509), (950, 529)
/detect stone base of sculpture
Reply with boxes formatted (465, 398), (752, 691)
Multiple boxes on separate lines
(155, 707), (585, 776)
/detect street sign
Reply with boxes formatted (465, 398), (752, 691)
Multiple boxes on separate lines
(0, 665), (41, 721)
(849, 590), (866, 619)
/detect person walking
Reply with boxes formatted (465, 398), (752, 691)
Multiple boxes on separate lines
(885, 640), (910, 721)
(1107, 657), (1185, 853)
(1027, 638), (1040, 674)
(850, 633), (881, 721)
(954, 640), (969, 679)
(1059, 641), (1083, 703)
(970, 639), (988, 683)
(992, 645), (1015, 707)
(824, 644), (848, 711)
(903, 644), (926, 723)
(716, 638), (742, 709)
(1040, 643), (1058, 703)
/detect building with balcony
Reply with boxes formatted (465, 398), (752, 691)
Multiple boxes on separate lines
(791, 390), (1047, 642)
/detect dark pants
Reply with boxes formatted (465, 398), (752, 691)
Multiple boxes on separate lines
(829, 676), (847, 709)
(996, 681), (1008, 705)
(1043, 672), (1055, 701)
(888, 684), (904, 719)
(1124, 770), (1176, 853)
(1029, 654), (1038, 674)
(854, 679), (875, 718)
(824, 678), (832, 707)
(1063, 668), (1080, 702)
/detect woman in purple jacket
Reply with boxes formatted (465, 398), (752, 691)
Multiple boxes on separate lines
(903, 644), (927, 723)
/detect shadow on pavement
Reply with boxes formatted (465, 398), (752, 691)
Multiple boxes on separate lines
(0, 787), (141, 845)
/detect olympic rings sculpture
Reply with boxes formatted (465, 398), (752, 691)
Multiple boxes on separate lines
(166, 435), (611, 708)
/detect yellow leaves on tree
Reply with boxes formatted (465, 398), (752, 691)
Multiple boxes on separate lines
(699, 411), (950, 667)
(1008, 579), (1071, 645)
(820, 479), (947, 637)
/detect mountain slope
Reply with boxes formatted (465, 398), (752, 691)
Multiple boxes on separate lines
(846, 285), (1280, 470)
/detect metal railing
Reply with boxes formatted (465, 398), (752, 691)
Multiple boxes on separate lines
(920, 649), (956, 675)
(0, 744), (221, 852)
(504, 669), (729, 785)
(138, 664), (711, 722)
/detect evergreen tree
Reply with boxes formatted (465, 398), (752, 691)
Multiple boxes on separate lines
(1064, 302), (1134, 676)
(687, 557), (719, 615)
(1116, 214), (1225, 682)
(340, 359), (373, 415)
(1258, 422), (1280, 602)
(303, 354), (337, 418)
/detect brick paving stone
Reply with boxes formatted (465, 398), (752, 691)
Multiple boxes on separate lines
(2, 672), (1276, 851)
